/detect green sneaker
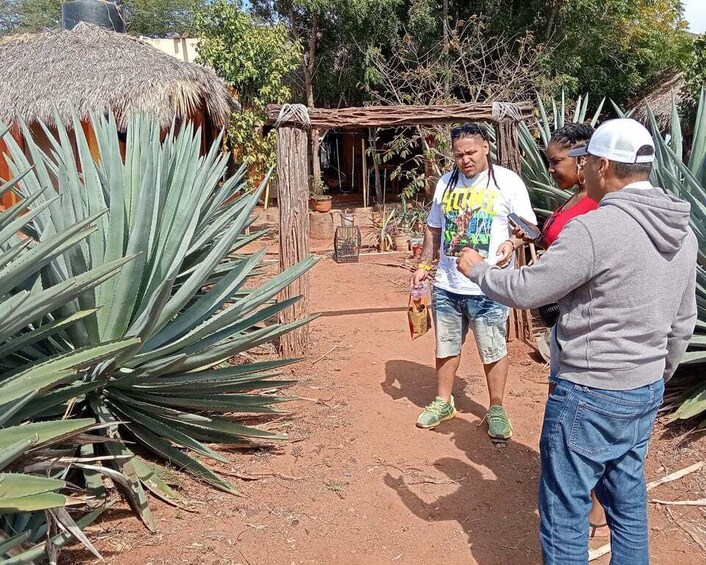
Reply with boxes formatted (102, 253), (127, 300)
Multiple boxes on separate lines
(486, 405), (513, 440)
(416, 396), (456, 429)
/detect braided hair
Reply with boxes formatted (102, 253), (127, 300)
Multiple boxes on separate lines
(550, 123), (594, 150)
(547, 123), (595, 199)
(443, 122), (499, 202)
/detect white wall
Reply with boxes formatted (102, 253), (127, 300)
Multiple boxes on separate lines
(141, 37), (200, 64)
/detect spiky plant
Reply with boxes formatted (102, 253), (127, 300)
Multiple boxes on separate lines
(0, 112), (316, 531)
(0, 418), (114, 563)
(633, 91), (706, 423)
(0, 150), (143, 562)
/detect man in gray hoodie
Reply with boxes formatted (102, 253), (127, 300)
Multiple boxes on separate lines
(456, 118), (697, 565)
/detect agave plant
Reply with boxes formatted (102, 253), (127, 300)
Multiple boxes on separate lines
(0, 153), (144, 561)
(0, 417), (111, 563)
(0, 112), (316, 530)
(629, 91), (706, 423)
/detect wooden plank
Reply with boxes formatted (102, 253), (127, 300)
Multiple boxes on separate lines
(495, 119), (522, 174)
(276, 127), (311, 357)
(267, 102), (534, 130)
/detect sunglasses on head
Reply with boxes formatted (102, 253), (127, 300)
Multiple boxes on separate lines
(451, 123), (487, 140)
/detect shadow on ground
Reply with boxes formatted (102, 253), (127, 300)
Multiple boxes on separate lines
(382, 359), (542, 565)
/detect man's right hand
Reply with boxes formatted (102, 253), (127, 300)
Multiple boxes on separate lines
(411, 268), (428, 286)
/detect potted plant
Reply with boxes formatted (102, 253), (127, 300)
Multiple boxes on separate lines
(398, 199), (428, 257)
(382, 223), (398, 251)
(364, 206), (396, 251)
(394, 233), (410, 252)
(310, 176), (332, 213)
(410, 230), (424, 258)
(390, 223), (409, 251)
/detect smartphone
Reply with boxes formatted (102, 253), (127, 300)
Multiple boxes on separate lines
(508, 213), (542, 241)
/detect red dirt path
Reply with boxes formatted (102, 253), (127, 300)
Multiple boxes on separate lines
(65, 249), (706, 565)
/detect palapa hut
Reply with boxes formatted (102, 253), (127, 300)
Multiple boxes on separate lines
(0, 21), (234, 208)
(630, 72), (685, 132)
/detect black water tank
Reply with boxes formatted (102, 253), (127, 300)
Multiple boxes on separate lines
(62, 0), (125, 32)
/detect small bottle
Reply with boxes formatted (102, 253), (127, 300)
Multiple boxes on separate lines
(410, 280), (427, 302)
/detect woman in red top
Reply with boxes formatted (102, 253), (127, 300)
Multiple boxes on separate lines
(537, 123), (599, 247)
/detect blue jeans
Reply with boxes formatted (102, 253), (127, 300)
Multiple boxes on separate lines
(539, 378), (665, 565)
(432, 286), (509, 364)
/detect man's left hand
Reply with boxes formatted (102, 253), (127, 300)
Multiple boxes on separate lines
(456, 247), (485, 277)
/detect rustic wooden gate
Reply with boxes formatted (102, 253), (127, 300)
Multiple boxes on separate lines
(266, 101), (535, 356)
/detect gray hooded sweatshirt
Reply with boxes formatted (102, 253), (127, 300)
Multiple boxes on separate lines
(469, 184), (698, 390)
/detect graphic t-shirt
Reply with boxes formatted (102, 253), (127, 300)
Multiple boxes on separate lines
(427, 166), (537, 295)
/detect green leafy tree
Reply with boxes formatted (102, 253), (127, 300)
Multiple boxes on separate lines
(683, 32), (706, 116)
(195, 0), (302, 186)
(122, 0), (205, 36)
(2, 0), (60, 33)
(375, 1), (692, 107)
(251, 0), (402, 107)
(546, 0), (691, 104)
(250, 0), (402, 191)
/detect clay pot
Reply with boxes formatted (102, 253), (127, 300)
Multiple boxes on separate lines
(410, 238), (423, 258)
(394, 234), (410, 252)
(310, 195), (333, 213)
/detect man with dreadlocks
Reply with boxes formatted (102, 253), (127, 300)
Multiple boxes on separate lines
(412, 122), (536, 439)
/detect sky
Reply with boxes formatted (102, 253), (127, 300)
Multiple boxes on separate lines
(684, 0), (706, 34)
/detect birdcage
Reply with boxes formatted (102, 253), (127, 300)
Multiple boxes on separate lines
(334, 226), (361, 263)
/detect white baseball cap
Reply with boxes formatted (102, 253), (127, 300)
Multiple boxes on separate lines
(568, 118), (655, 163)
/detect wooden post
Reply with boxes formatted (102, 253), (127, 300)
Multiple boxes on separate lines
(362, 137), (368, 208)
(267, 101), (534, 129)
(277, 126), (311, 357)
(496, 117), (533, 343)
(495, 119), (522, 174)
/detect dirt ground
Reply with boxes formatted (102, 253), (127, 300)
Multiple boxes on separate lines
(64, 210), (706, 565)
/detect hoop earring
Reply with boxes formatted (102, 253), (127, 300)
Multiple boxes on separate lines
(576, 160), (586, 190)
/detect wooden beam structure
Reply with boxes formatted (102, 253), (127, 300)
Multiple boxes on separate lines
(494, 117), (534, 341)
(495, 119), (522, 175)
(269, 101), (536, 355)
(266, 102), (534, 130)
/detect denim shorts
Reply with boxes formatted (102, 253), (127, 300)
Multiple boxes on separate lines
(432, 286), (509, 364)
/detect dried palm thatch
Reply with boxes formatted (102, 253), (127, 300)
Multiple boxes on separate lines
(630, 72), (685, 131)
(0, 22), (233, 130)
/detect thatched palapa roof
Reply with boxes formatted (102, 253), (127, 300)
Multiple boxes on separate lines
(630, 72), (685, 131)
(0, 22), (233, 130)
